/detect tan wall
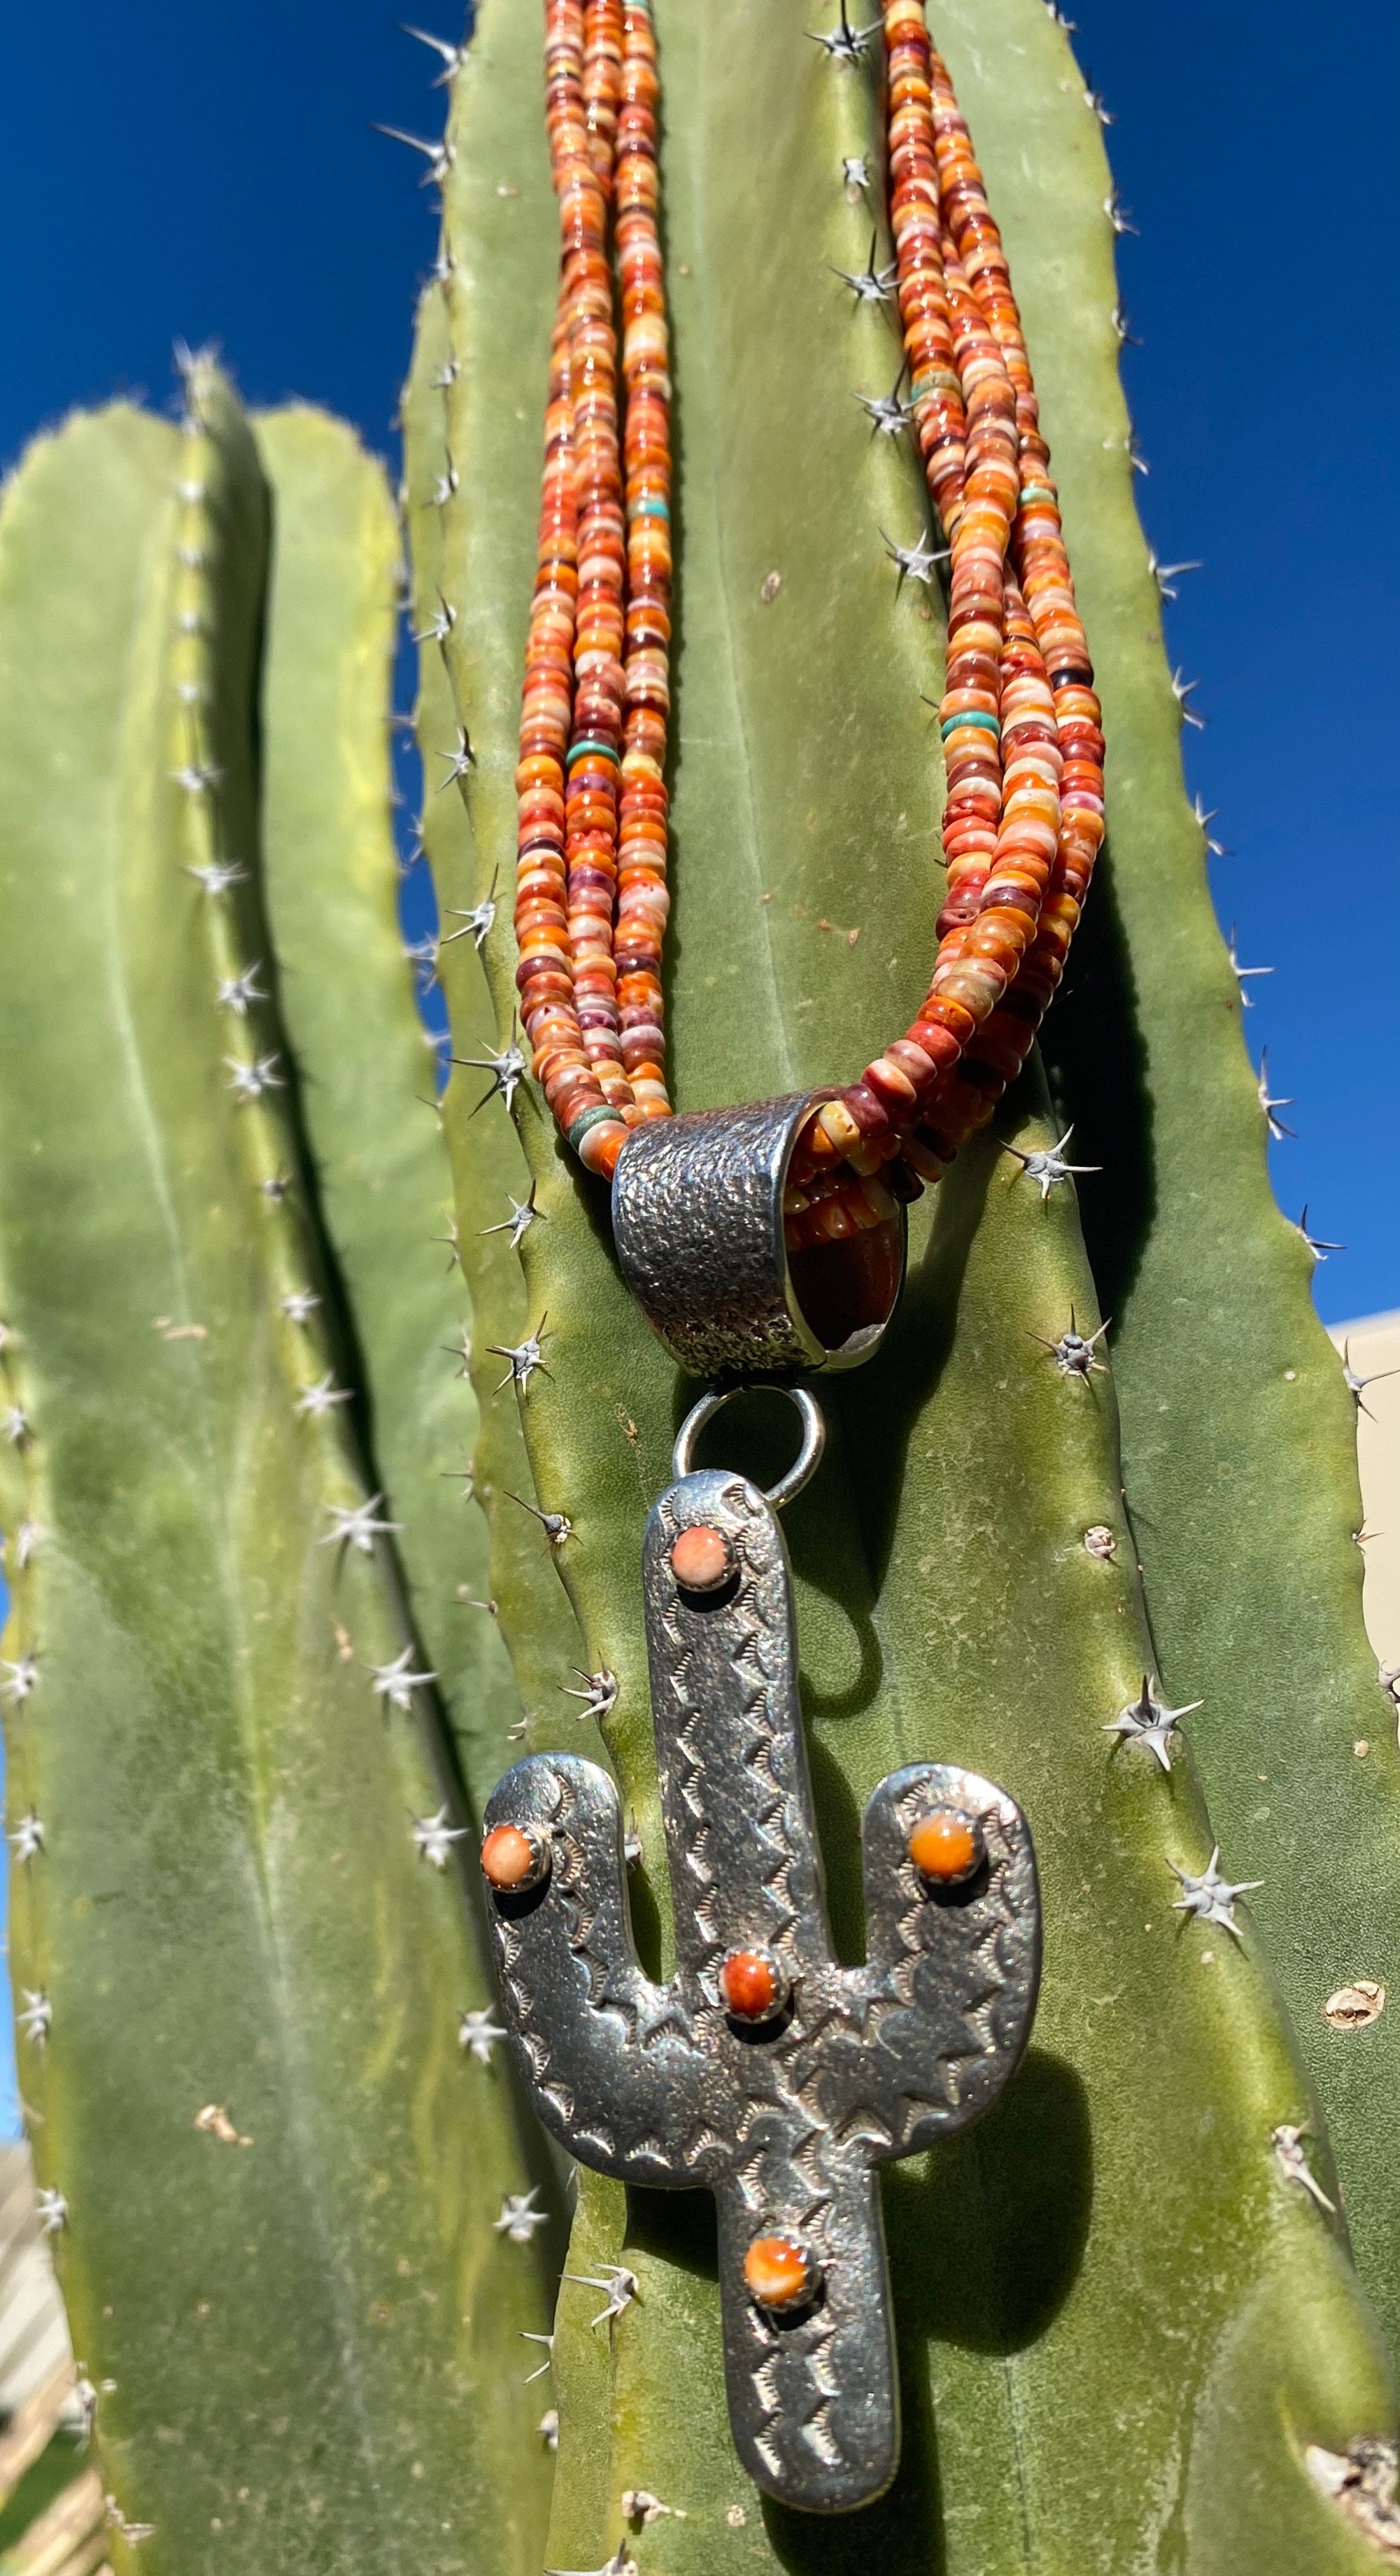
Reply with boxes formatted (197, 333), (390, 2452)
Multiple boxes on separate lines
(1328, 1310), (1400, 1676)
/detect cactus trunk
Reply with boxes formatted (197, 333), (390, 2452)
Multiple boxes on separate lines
(406, 1), (1399, 2567)
(0, 376), (558, 2569)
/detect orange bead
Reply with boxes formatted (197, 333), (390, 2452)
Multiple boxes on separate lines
(720, 1948), (788, 2023)
(480, 1822), (549, 1893)
(907, 1809), (984, 1885)
(523, 0), (1103, 1196)
(743, 2233), (817, 2314)
(670, 1523), (734, 1593)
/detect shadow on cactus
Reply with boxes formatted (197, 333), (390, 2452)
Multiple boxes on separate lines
(0, 2), (1397, 2573)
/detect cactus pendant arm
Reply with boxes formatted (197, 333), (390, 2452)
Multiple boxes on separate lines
(482, 1451), (1040, 2512)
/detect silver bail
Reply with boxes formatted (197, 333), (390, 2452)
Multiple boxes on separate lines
(611, 1091), (907, 1378)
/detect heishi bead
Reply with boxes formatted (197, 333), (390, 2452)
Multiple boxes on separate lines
(516, 0), (1103, 1227)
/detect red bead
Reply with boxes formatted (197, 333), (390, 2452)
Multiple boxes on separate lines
(744, 2232), (818, 2313)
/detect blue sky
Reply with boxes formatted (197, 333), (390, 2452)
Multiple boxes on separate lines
(0, 0), (1395, 2118)
(1069, 0), (1399, 1330)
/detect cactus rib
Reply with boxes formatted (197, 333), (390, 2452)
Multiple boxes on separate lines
(993, 0), (1400, 2339)
(402, 277), (595, 1770)
(250, 399), (529, 1815)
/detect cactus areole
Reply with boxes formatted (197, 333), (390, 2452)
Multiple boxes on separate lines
(516, 0), (1104, 1377)
(482, 1403), (1041, 2510)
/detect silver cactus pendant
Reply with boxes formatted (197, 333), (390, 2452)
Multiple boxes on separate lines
(481, 1389), (1041, 2515)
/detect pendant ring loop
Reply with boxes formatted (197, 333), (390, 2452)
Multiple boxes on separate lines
(672, 1385), (826, 1511)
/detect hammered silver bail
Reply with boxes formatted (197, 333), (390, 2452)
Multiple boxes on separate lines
(611, 1091), (906, 1378)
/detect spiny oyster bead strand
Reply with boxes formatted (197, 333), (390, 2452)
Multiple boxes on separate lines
(514, 0), (672, 1182)
(914, 31), (1105, 1154)
(512, 0), (1104, 1254)
(785, 1), (1104, 1245)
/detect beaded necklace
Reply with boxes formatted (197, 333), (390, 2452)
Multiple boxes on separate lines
(513, 0), (1104, 1278)
(488, 16), (1062, 2500)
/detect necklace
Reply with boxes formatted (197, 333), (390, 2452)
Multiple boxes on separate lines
(487, 4), (1073, 2510)
(516, 0), (673, 1171)
(513, 0), (1104, 1376)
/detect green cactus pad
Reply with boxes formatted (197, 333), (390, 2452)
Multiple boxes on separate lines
(0, 383), (556, 2570)
(412, 1), (1399, 2568)
(250, 399), (527, 1814)
(402, 283), (591, 1769)
(1019, 190), (1400, 2360)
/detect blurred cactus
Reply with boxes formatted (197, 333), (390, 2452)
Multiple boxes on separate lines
(0, 3), (1394, 2573)
(0, 365), (560, 2568)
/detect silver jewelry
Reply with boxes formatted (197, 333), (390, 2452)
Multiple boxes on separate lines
(611, 1091), (907, 1377)
(480, 1389), (1040, 2512)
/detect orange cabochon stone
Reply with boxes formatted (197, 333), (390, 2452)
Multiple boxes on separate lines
(480, 1823), (542, 1891)
(907, 1809), (982, 1883)
(720, 1950), (783, 2021)
(670, 1523), (733, 1592)
(743, 2234), (814, 2311)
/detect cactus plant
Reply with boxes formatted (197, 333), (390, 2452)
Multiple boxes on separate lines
(408, 0), (1400, 2566)
(0, 1), (1397, 2571)
(0, 366), (560, 2566)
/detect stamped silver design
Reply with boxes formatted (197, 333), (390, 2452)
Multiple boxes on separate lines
(481, 1452), (1040, 2514)
(611, 1091), (907, 1378)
